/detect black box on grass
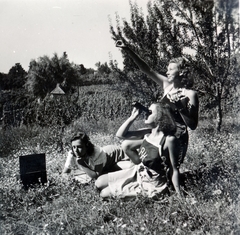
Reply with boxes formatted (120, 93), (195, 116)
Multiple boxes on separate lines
(19, 153), (47, 189)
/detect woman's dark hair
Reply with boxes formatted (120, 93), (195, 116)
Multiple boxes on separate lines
(70, 131), (95, 156)
(169, 57), (193, 88)
(154, 103), (176, 135)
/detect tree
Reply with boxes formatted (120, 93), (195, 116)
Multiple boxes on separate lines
(0, 63), (27, 90)
(110, 0), (239, 130)
(168, 0), (239, 130)
(78, 64), (87, 75)
(93, 61), (114, 84)
(0, 73), (8, 91)
(110, 1), (182, 102)
(26, 52), (79, 99)
(95, 62), (112, 75)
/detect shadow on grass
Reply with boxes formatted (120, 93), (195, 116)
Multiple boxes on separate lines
(179, 162), (237, 199)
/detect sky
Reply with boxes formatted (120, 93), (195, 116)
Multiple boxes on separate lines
(0, 0), (149, 73)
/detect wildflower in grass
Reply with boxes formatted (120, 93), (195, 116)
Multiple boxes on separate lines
(183, 222), (188, 228)
(186, 196), (198, 205)
(212, 189), (222, 195)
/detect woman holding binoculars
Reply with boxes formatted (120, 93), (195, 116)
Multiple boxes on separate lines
(95, 102), (181, 198)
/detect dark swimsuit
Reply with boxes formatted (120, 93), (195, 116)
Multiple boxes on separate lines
(161, 93), (189, 167)
(138, 135), (170, 184)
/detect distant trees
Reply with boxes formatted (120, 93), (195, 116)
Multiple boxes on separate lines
(95, 62), (112, 75)
(0, 50), (126, 127)
(24, 52), (119, 100)
(25, 52), (80, 99)
(0, 63), (27, 90)
(110, 0), (239, 130)
(0, 63), (28, 127)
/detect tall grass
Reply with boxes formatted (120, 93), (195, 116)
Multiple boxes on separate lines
(0, 114), (239, 235)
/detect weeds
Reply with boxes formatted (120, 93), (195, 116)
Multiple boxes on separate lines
(0, 115), (239, 234)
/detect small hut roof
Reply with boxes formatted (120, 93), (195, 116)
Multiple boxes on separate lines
(50, 84), (65, 95)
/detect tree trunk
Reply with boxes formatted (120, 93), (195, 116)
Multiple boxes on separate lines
(216, 87), (223, 131)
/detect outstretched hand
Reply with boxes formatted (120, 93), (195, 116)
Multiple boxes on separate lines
(116, 40), (126, 48)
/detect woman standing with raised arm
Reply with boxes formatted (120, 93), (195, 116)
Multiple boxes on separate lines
(116, 40), (199, 176)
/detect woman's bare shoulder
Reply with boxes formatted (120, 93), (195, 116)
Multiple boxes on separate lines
(184, 89), (198, 96)
(164, 135), (177, 146)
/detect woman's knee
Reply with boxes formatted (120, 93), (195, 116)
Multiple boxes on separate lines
(100, 187), (111, 198)
(95, 177), (102, 189)
(121, 140), (131, 152)
(95, 174), (108, 189)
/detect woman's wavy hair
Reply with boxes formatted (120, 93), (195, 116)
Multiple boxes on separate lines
(70, 131), (95, 156)
(169, 57), (193, 88)
(154, 103), (176, 135)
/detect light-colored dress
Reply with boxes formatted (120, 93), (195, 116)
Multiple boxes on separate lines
(108, 134), (169, 198)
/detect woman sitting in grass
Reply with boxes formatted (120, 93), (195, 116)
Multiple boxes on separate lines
(62, 131), (133, 183)
(95, 102), (181, 198)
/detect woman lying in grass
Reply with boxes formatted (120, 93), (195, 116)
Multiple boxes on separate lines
(95, 102), (182, 198)
(62, 131), (133, 183)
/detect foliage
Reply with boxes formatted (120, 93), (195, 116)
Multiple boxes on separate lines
(170, 0), (239, 130)
(0, 114), (239, 234)
(95, 62), (112, 75)
(0, 89), (31, 127)
(110, 1), (165, 102)
(74, 84), (137, 121)
(25, 52), (79, 99)
(0, 81), (150, 129)
(0, 63), (27, 90)
(109, 0), (239, 129)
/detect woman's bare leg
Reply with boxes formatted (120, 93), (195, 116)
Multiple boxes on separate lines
(95, 174), (109, 190)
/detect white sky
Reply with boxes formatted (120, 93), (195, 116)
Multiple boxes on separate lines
(0, 0), (149, 73)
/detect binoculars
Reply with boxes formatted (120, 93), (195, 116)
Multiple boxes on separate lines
(132, 101), (152, 116)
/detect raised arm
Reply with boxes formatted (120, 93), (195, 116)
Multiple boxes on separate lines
(62, 151), (73, 178)
(116, 40), (169, 88)
(116, 107), (151, 140)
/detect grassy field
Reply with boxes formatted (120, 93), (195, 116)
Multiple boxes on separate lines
(0, 114), (239, 235)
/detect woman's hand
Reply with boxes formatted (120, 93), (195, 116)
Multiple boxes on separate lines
(167, 90), (186, 103)
(167, 90), (190, 111)
(116, 40), (126, 48)
(168, 89), (199, 130)
(130, 107), (140, 120)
